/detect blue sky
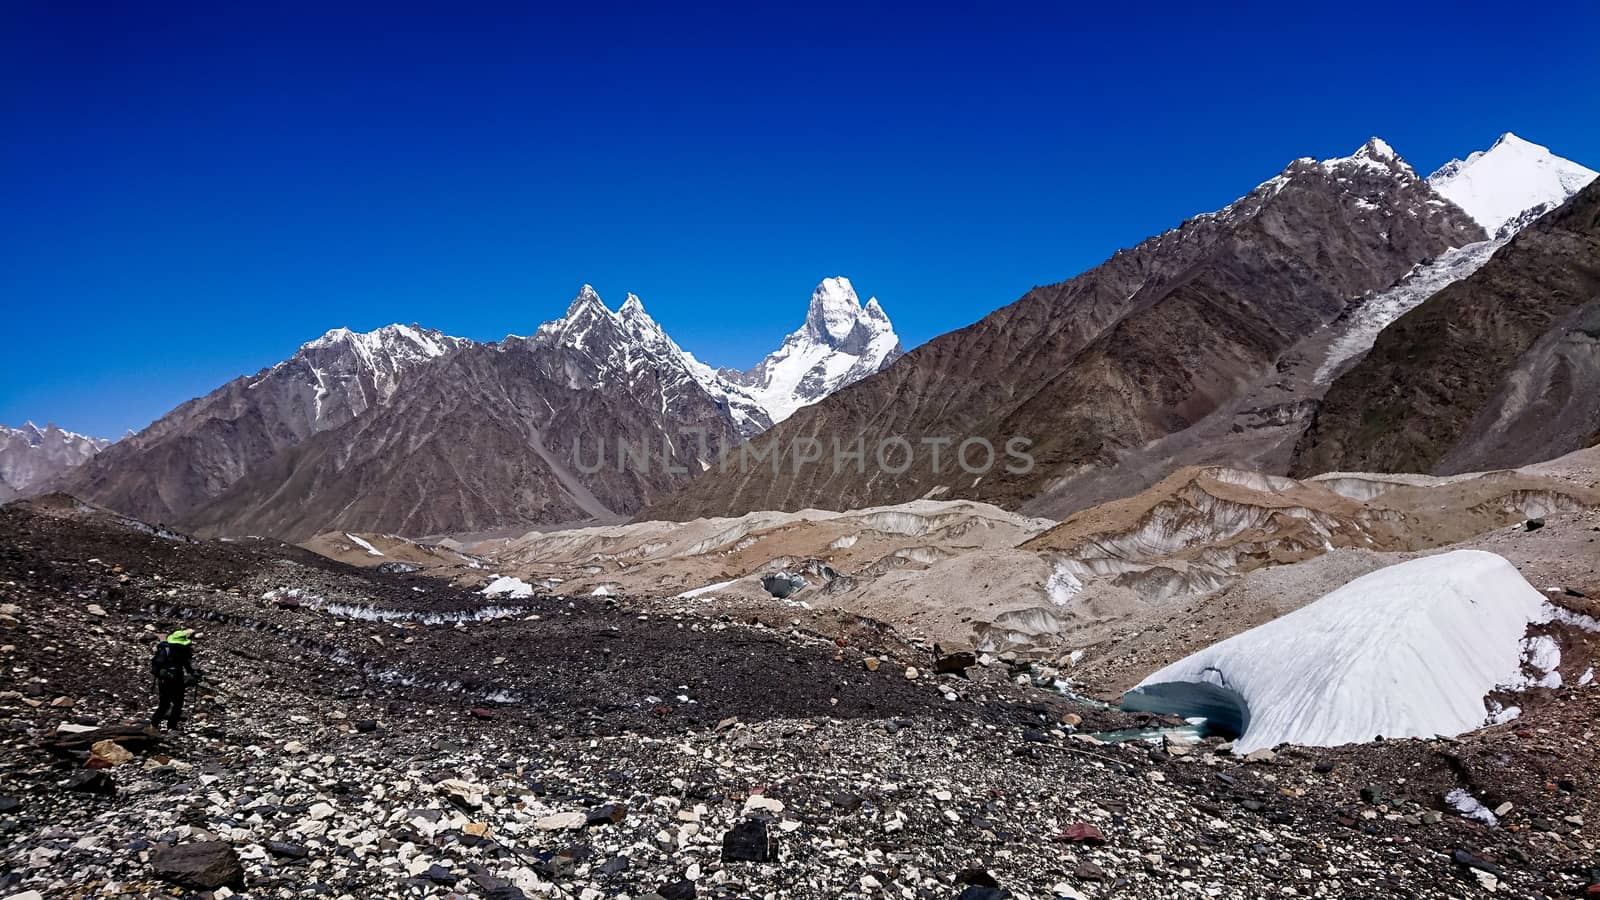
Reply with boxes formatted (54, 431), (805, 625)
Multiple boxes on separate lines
(4, 1), (1598, 437)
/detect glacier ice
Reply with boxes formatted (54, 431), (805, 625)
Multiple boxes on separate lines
(1122, 550), (1583, 752)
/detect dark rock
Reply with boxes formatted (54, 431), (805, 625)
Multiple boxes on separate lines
(934, 651), (977, 676)
(955, 869), (1000, 887)
(1524, 518), (1545, 532)
(354, 720), (378, 733)
(64, 770), (116, 795)
(1313, 761), (1335, 774)
(265, 841), (309, 859)
(1359, 785), (1386, 805)
(0, 797), (19, 814)
(150, 842), (245, 890)
(658, 879), (697, 900)
(424, 864), (457, 886)
(1021, 728), (1049, 743)
(1075, 860), (1108, 881)
(1451, 849), (1504, 877)
(955, 888), (1010, 900)
(722, 819), (776, 863)
(599, 855), (630, 876)
(43, 724), (161, 757)
(586, 802), (628, 826)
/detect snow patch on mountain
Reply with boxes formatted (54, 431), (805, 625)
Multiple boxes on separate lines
(1315, 238), (1504, 383)
(1428, 132), (1597, 235)
(1122, 550), (1589, 752)
(726, 277), (903, 425)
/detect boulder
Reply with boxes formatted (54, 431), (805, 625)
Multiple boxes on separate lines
(535, 811), (586, 831)
(934, 651), (977, 677)
(88, 739), (135, 768)
(64, 770), (115, 795)
(1059, 822), (1106, 844)
(150, 842), (245, 890)
(42, 724), (161, 757)
(721, 819), (776, 862)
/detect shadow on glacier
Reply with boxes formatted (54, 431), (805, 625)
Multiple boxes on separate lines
(1120, 669), (1250, 741)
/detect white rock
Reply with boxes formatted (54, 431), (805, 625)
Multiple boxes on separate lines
(535, 811), (586, 831)
(744, 795), (785, 814)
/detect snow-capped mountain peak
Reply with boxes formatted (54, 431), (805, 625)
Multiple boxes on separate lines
(300, 323), (466, 365)
(1354, 136), (1398, 163)
(804, 276), (871, 344)
(521, 287), (773, 438)
(246, 323), (471, 432)
(1321, 136), (1416, 178)
(727, 277), (904, 425)
(1427, 132), (1598, 235)
(617, 293), (668, 342)
(566, 284), (607, 316)
(0, 421), (112, 499)
(524, 279), (902, 433)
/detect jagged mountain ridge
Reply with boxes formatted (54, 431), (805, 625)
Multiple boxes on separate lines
(1015, 136), (1595, 520)
(644, 137), (1487, 521)
(58, 281), (901, 538)
(60, 323), (469, 525)
(0, 422), (111, 502)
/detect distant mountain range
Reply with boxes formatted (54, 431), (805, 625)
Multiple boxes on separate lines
(14, 132), (1597, 540)
(43, 279), (900, 538)
(648, 133), (1598, 522)
(0, 423), (110, 502)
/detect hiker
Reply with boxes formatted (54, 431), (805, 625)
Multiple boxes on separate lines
(150, 629), (202, 730)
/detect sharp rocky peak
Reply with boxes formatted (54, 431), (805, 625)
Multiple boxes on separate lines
(803, 276), (888, 346)
(1318, 136), (1416, 178)
(565, 284), (608, 317)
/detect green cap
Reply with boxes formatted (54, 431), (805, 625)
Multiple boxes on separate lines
(166, 629), (194, 645)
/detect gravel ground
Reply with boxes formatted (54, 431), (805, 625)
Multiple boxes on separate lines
(4, 499), (1600, 899)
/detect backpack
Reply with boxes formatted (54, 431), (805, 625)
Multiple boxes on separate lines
(151, 642), (181, 679)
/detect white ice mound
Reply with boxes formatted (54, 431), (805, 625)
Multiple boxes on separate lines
(480, 575), (535, 599)
(1122, 550), (1561, 752)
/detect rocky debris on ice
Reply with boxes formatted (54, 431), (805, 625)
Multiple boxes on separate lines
(7, 496), (1600, 898)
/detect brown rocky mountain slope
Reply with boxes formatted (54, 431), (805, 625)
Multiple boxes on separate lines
(58, 324), (469, 526)
(645, 140), (1483, 521)
(179, 308), (744, 540)
(1293, 178), (1600, 476)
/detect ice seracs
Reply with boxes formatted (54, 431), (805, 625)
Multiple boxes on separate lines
(726, 277), (903, 425)
(1427, 132), (1598, 235)
(1122, 550), (1589, 752)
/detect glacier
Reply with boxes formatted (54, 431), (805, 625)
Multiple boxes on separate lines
(1122, 550), (1581, 752)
